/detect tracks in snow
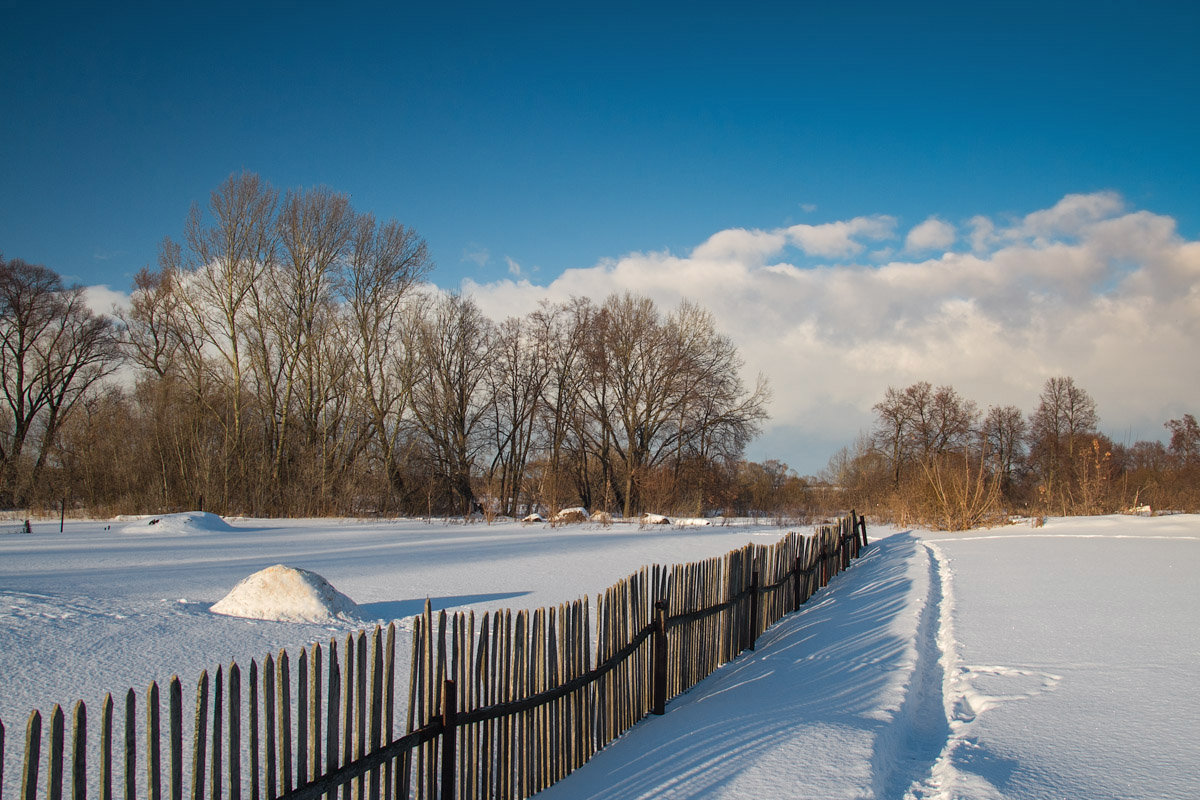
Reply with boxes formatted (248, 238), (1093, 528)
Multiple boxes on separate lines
(875, 539), (1061, 800)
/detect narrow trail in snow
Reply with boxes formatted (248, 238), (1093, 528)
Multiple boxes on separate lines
(870, 537), (952, 798)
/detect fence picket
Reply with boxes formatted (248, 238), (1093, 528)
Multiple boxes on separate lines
(100, 696), (112, 800)
(192, 672), (208, 800)
(228, 665), (240, 800)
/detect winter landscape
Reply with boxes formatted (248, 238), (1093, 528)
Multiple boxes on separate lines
(3, 511), (1197, 800)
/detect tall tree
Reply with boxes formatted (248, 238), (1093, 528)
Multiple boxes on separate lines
(0, 257), (119, 506)
(1029, 376), (1099, 510)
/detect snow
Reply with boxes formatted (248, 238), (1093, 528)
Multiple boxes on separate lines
(209, 564), (360, 623)
(3, 513), (1198, 799)
(118, 510), (235, 534)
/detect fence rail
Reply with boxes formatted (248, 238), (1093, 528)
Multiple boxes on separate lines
(2, 514), (868, 800)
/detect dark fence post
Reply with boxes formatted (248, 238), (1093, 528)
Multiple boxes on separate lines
(746, 571), (760, 652)
(858, 514), (868, 549)
(792, 552), (804, 611)
(652, 601), (668, 715)
(439, 679), (456, 800)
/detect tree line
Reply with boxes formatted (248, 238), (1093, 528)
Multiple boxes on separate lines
(2, 172), (770, 518)
(823, 376), (1200, 528)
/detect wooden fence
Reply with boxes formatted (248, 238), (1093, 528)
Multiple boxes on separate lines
(1, 514), (868, 800)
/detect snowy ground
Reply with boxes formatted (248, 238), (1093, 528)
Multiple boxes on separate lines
(2, 513), (1198, 799)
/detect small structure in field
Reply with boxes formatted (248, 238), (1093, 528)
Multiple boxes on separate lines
(522, 512), (546, 524)
(210, 564), (359, 623)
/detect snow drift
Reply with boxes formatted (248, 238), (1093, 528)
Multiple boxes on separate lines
(209, 564), (360, 623)
(120, 511), (235, 535)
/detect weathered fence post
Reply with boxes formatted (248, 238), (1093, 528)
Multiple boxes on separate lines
(439, 680), (456, 800)
(23, 710), (42, 800)
(746, 571), (760, 652)
(71, 702), (85, 800)
(651, 601), (669, 715)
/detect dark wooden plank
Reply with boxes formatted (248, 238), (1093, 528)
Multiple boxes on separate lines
(21, 710), (41, 800)
(279, 652), (293, 797)
(124, 691), (136, 800)
(264, 655), (277, 800)
(48, 705), (64, 800)
(249, 662), (259, 800)
(228, 664), (241, 800)
(192, 672), (209, 800)
(70, 702), (86, 800)
(168, 680), (182, 800)
(146, 683), (161, 800)
(212, 668), (223, 800)
(101, 695), (113, 800)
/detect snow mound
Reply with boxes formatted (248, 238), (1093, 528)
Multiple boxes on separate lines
(553, 507), (588, 524)
(675, 517), (712, 527)
(120, 512), (235, 535)
(642, 513), (671, 525)
(210, 565), (360, 623)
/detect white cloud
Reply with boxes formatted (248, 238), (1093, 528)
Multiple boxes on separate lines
(462, 246), (490, 268)
(505, 256), (523, 277)
(462, 193), (1200, 473)
(785, 215), (896, 258)
(904, 216), (956, 253)
(83, 284), (131, 316)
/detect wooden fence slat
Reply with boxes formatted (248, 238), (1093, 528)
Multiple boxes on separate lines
(71, 702), (86, 800)
(212, 668), (224, 800)
(21, 710), (41, 800)
(146, 684), (161, 800)
(169, 679), (182, 800)
(279, 652), (293, 797)
(48, 705), (64, 800)
(264, 655), (277, 800)
(100, 696), (113, 800)
(297, 651), (307, 791)
(192, 672), (209, 800)
(124, 691), (135, 800)
(228, 664), (240, 800)
(248, 663), (259, 800)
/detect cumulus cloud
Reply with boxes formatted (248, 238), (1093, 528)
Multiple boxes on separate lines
(83, 284), (131, 316)
(785, 215), (896, 258)
(904, 216), (956, 253)
(463, 193), (1200, 473)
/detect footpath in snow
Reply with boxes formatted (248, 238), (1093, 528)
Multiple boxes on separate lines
(538, 516), (1200, 800)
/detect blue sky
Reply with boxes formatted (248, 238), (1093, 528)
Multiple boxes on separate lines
(5, 1), (1196, 287)
(4, 1), (1199, 472)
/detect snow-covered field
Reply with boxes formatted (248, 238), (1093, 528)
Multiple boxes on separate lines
(2, 513), (1198, 799)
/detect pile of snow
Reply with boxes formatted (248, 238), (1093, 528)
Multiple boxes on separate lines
(120, 511), (235, 535)
(674, 517), (712, 527)
(589, 511), (613, 524)
(642, 513), (671, 525)
(521, 513), (546, 524)
(209, 565), (360, 623)
(553, 507), (588, 523)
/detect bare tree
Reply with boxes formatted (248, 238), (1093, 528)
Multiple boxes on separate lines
(0, 257), (120, 506)
(176, 171), (279, 509)
(1165, 414), (1200, 466)
(410, 293), (496, 514)
(485, 315), (551, 516)
(342, 214), (431, 509)
(1029, 376), (1099, 511)
(982, 404), (1027, 494)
